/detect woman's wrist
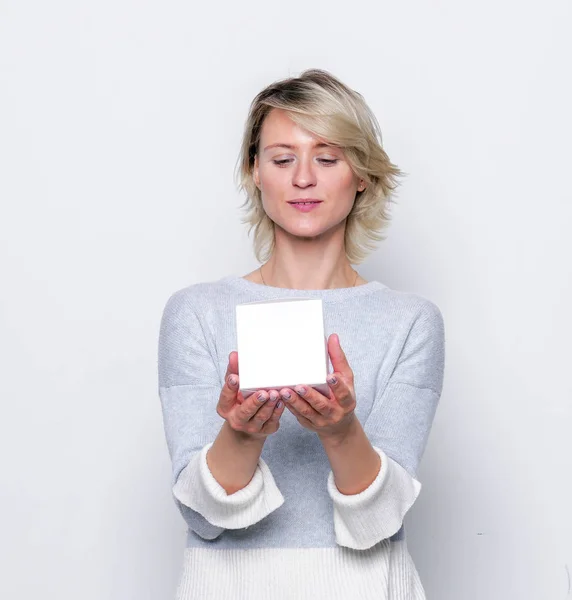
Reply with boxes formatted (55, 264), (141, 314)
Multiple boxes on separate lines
(224, 420), (267, 445)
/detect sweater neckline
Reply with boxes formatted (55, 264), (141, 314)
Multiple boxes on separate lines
(221, 274), (387, 302)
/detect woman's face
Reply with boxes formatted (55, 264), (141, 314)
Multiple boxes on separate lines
(253, 108), (365, 240)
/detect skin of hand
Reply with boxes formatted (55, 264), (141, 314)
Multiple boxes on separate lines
(277, 333), (357, 439)
(216, 351), (285, 440)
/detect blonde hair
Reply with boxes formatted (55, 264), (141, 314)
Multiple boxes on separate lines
(234, 69), (405, 265)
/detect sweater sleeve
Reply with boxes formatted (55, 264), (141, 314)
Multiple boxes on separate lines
(157, 290), (284, 540)
(328, 300), (445, 550)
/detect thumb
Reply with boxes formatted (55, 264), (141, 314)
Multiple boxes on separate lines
(224, 351), (239, 376)
(220, 352), (240, 410)
(327, 334), (351, 377)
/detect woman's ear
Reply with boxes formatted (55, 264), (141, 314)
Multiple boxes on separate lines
(253, 155), (260, 189)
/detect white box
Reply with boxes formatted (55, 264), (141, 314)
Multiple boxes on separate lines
(235, 298), (330, 397)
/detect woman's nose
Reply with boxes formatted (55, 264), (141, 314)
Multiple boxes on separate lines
(291, 159), (317, 188)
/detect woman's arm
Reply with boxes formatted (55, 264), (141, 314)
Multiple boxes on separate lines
(206, 421), (266, 495)
(318, 416), (381, 495)
(325, 299), (445, 550)
(158, 289), (284, 539)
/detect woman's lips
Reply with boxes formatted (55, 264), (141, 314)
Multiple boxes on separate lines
(288, 201), (322, 213)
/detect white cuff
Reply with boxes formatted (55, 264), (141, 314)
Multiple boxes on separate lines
(173, 442), (285, 530)
(327, 445), (421, 550)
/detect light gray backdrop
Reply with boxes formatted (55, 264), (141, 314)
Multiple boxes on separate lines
(1, 1), (571, 598)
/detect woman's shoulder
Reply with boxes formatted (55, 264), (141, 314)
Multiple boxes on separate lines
(160, 276), (234, 318)
(380, 286), (443, 317)
(346, 278), (443, 323)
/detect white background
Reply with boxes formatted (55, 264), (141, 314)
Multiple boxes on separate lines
(1, 1), (571, 598)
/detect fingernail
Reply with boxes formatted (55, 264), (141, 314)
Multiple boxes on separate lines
(257, 392), (267, 403)
(269, 390), (279, 401)
(229, 375), (237, 386)
(328, 376), (337, 385)
(276, 400), (283, 409)
(281, 390), (291, 401)
(296, 386), (306, 396)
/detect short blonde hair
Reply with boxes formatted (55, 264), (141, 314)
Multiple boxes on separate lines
(234, 69), (404, 265)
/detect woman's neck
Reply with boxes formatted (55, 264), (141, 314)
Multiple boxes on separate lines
(258, 262), (358, 290)
(251, 244), (367, 290)
(244, 224), (368, 290)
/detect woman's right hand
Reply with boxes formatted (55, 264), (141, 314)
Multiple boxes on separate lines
(216, 351), (285, 440)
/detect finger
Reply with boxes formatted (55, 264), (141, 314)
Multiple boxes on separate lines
(293, 385), (333, 417)
(236, 390), (270, 425)
(282, 401), (314, 428)
(224, 351), (239, 379)
(326, 372), (355, 409)
(229, 351), (239, 375)
(261, 397), (286, 432)
(249, 390), (281, 429)
(221, 351), (241, 406)
(219, 372), (240, 412)
(327, 334), (352, 380)
(280, 388), (321, 422)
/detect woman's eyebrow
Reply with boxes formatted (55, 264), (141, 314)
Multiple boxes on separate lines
(263, 142), (333, 152)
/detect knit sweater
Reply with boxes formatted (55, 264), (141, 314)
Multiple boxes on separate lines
(157, 274), (445, 599)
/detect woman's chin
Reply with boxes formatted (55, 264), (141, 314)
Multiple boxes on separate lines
(276, 216), (347, 241)
(278, 222), (327, 240)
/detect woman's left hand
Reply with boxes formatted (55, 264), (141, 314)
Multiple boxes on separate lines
(279, 333), (357, 439)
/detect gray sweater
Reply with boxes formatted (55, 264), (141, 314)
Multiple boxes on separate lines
(157, 274), (445, 599)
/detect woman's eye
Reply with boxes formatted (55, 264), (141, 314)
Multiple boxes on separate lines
(272, 158), (338, 167)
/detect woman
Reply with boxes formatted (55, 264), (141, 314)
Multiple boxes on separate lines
(158, 68), (445, 599)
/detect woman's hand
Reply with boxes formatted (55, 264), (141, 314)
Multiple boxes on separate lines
(216, 351), (286, 441)
(279, 334), (357, 439)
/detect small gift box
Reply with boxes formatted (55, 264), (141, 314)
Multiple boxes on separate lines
(235, 298), (330, 397)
